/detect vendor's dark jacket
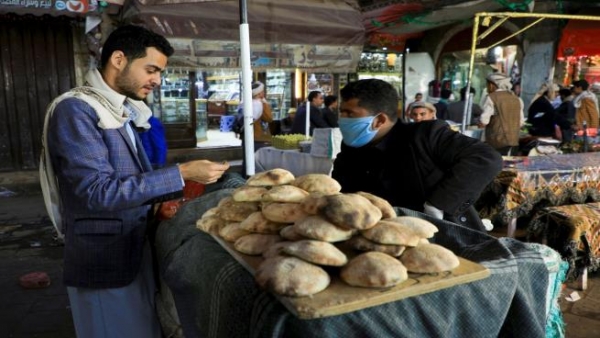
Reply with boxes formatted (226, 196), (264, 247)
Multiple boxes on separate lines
(527, 96), (571, 137)
(332, 120), (502, 230)
(290, 103), (329, 136)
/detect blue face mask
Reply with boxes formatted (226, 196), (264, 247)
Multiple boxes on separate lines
(338, 115), (379, 147)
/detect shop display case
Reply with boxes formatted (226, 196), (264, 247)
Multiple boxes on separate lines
(195, 99), (208, 142)
(266, 70), (292, 120)
(159, 69), (196, 148)
(161, 70), (192, 124)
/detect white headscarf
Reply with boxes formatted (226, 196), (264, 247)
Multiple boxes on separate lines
(252, 81), (265, 96)
(486, 73), (513, 91)
(530, 82), (559, 107)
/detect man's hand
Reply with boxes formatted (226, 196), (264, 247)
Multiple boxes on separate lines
(178, 160), (230, 184)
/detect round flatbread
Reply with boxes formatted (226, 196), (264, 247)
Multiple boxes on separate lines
(347, 235), (406, 257)
(386, 216), (439, 238)
(341, 251), (408, 288)
(301, 192), (329, 215)
(217, 196), (233, 207)
(282, 240), (347, 266)
(355, 191), (397, 219)
(320, 193), (382, 230)
(262, 185), (309, 203)
(280, 226), (307, 241)
(201, 207), (220, 219)
(246, 169), (295, 187)
(233, 234), (282, 255)
(361, 221), (422, 247)
(218, 199), (260, 222)
(232, 186), (269, 202)
(195, 215), (224, 233)
(240, 211), (287, 234)
(291, 174), (342, 194)
(400, 243), (460, 273)
(219, 222), (251, 242)
(262, 241), (293, 259)
(262, 202), (308, 223)
(255, 256), (330, 297)
(293, 215), (353, 242)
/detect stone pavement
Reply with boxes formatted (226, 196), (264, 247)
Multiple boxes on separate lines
(1, 171), (600, 338)
(0, 189), (75, 338)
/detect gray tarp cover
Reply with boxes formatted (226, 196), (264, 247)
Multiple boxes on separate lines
(156, 189), (548, 338)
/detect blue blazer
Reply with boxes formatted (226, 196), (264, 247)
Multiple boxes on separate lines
(47, 98), (183, 288)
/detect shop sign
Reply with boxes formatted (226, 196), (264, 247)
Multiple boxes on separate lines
(0, 0), (100, 14)
(166, 38), (361, 72)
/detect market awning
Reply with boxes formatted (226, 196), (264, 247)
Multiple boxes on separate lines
(375, 0), (504, 36)
(557, 18), (600, 59)
(122, 0), (365, 72)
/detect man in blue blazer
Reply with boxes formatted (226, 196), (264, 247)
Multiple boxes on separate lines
(42, 25), (229, 337)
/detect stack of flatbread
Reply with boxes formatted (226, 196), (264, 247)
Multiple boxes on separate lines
(196, 168), (461, 297)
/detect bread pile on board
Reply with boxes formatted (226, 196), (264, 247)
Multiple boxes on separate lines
(196, 168), (460, 297)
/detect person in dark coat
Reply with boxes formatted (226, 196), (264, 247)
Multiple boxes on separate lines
(433, 89), (451, 120)
(527, 83), (571, 138)
(322, 95), (339, 127)
(332, 79), (502, 232)
(290, 90), (328, 135)
(556, 88), (576, 142)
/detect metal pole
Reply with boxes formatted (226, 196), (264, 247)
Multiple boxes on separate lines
(462, 15), (480, 134)
(402, 47), (407, 121)
(305, 72), (310, 139)
(239, 0), (255, 175)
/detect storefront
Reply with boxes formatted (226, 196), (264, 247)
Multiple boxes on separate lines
(436, 26), (522, 105)
(0, 1), (123, 171)
(556, 18), (600, 88)
(122, 0), (364, 148)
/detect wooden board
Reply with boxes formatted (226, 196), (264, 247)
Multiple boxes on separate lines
(213, 235), (490, 319)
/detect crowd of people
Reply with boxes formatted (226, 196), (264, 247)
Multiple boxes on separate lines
(402, 73), (599, 156)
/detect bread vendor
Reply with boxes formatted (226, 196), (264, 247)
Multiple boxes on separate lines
(331, 79), (502, 231)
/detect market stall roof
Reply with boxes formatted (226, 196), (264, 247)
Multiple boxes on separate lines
(360, 0), (507, 51)
(122, 0), (365, 72)
(557, 18), (600, 59)
(372, 0), (505, 36)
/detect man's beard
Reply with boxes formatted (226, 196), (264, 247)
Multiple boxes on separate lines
(115, 65), (144, 100)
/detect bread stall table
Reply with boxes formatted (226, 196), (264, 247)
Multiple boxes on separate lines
(154, 189), (559, 338)
(254, 146), (334, 177)
(476, 152), (600, 237)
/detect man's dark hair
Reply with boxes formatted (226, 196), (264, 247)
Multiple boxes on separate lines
(308, 91), (322, 103)
(441, 89), (452, 100)
(324, 95), (337, 107)
(100, 25), (174, 69)
(460, 86), (476, 101)
(558, 88), (572, 98)
(340, 79), (398, 122)
(573, 79), (589, 90)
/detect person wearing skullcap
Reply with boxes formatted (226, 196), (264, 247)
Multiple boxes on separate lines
(478, 73), (525, 155)
(249, 81), (273, 143)
(408, 101), (437, 122)
(239, 81), (273, 174)
(527, 82), (571, 138)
